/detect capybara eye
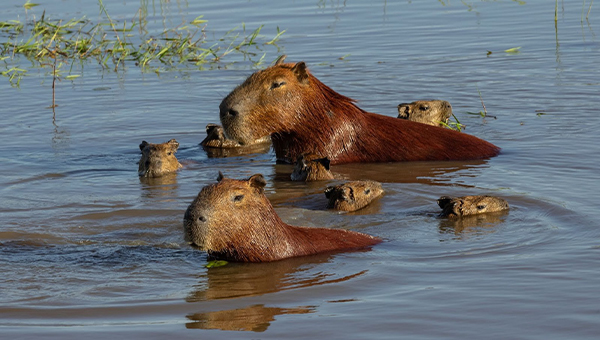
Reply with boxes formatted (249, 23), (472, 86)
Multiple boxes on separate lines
(477, 205), (486, 210)
(364, 189), (371, 195)
(270, 81), (286, 90)
(233, 195), (244, 202)
(167, 152), (172, 156)
(419, 105), (429, 111)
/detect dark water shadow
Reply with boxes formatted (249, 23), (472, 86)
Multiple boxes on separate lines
(186, 252), (369, 302)
(185, 304), (316, 332)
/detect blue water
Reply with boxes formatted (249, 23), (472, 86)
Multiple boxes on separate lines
(1, 1), (599, 339)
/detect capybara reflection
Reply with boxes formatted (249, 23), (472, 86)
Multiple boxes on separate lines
(397, 100), (453, 127)
(219, 55), (499, 164)
(437, 195), (509, 218)
(183, 173), (381, 262)
(138, 139), (182, 177)
(325, 180), (384, 212)
(200, 123), (270, 148)
(291, 153), (334, 181)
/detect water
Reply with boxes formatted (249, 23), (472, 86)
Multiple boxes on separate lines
(1, 1), (599, 339)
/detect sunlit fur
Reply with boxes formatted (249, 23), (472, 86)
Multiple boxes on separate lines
(397, 100), (453, 126)
(219, 58), (500, 164)
(183, 173), (381, 262)
(437, 195), (509, 218)
(325, 180), (384, 212)
(290, 153), (334, 181)
(138, 139), (182, 177)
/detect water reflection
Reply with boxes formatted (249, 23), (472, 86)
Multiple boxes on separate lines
(438, 210), (509, 238)
(186, 304), (315, 332)
(186, 253), (368, 301)
(138, 173), (179, 200)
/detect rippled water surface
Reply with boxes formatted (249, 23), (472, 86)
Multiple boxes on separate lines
(1, 1), (599, 339)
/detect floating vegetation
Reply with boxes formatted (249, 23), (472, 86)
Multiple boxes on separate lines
(0, 3), (286, 87)
(440, 113), (466, 132)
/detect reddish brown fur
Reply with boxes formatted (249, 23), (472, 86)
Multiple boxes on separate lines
(138, 139), (182, 177)
(291, 153), (334, 181)
(397, 100), (453, 126)
(183, 173), (381, 262)
(438, 195), (509, 218)
(219, 56), (500, 164)
(325, 180), (384, 212)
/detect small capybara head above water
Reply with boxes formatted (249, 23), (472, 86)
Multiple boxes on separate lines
(200, 123), (270, 148)
(184, 173), (381, 262)
(397, 100), (453, 127)
(325, 180), (384, 212)
(437, 195), (509, 218)
(138, 139), (182, 177)
(291, 153), (334, 181)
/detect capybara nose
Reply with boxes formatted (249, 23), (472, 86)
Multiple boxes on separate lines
(227, 108), (239, 117)
(198, 215), (206, 222)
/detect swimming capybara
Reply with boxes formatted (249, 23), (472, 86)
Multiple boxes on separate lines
(290, 153), (334, 181)
(138, 139), (182, 177)
(437, 195), (509, 218)
(219, 55), (500, 164)
(200, 123), (270, 148)
(397, 100), (453, 127)
(183, 173), (381, 262)
(325, 180), (384, 212)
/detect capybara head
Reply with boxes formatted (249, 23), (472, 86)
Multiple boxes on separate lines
(183, 173), (287, 261)
(397, 100), (453, 126)
(219, 55), (316, 145)
(200, 123), (270, 148)
(291, 153), (334, 181)
(325, 180), (384, 212)
(138, 139), (182, 177)
(437, 195), (509, 218)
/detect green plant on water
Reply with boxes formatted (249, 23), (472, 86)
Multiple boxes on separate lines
(205, 260), (228, 268)
(0, 3), (286, 86)
(439, 113), (466, 132)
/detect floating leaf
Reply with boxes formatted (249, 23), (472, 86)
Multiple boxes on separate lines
(23, 2), (40, 10)
(205, 260), (228, 268)
(65, 74), (80, 80)
(504, 46), (521, 54)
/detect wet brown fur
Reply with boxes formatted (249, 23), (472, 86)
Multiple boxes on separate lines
(219, 56), (500, 164)
(200, 123), (270, 148)
(291, 153), (334, 181)
(325, 180), (384, 212)
(183, 173), (381, 262)
(138, 139), (182, 177)
(438, 195), (509, 218)
(397, 100), (453, 126)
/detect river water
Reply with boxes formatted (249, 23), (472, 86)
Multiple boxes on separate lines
(1, 1), (599, 339)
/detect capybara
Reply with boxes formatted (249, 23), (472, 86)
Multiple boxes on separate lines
(138, 139), (182, 177)
(200, 123), (270, 148)
(219, 55), (500, 164)
(325, 180), (384, 212)
(290, 153), (334, 181)
(397, 100), (453, 126)
(183, 173), (381, 262)
(437, 195), (509, 218)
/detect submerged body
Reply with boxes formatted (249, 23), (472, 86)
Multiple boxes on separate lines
(138, 139), (182, 177)
(397, 100), (453, 127)
(291, 153), (335, 181)
(437, 195), (509, 218)
(183, 173), (381, 262)
(219, 55), (500, 164)
(325, 180), (384, 212)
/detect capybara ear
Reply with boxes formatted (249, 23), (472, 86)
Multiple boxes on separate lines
(292, 62), (309, 84)
(248, 174), (267, 192)
(317, 157), (331, 171)
(274, 55), (287, 65)
(217, 171), (225, 182)
(166, 139), (179, 150)
(437, 196), (453, 209)
(324, 186), (334, 199)
(397, 103), (411, 119)
(139, 141), (149, 151)
(206, 123), (219, 134)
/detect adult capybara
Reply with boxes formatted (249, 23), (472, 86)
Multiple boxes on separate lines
(219, 55), (500, 164)
(325, 180), (384, 212)
(183, 173), (381, 262)
(397, 100), (453, 127)
(200, 123), (270, 148)
(290, 153), (334, 181)
(138, 139), (182, 177)
(437, 195), (509, 218)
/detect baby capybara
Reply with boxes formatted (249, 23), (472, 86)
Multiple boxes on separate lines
(437, 195), (509, 218)
(290, 153), (334, 181)
(138, 139), (182, 177)
(325, 180), (384, 212)
(397, 100), (453, 127)
(200, 123), (270, 148)
(183, 173), (381, 262)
